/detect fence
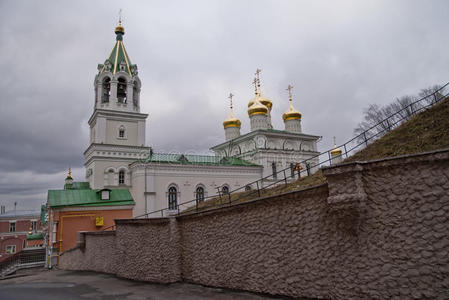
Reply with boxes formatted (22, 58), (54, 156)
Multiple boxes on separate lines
(0, 248), (46, 277)
(125, 83), (448, 219)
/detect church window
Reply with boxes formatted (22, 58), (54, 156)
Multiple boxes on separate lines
(118, 126), (126, 138)
(221, 185), (229, 195)
(117, 77), (127, 103)
(168, 186), (177, 210)
(133, 84), (139, 107)
(195, 186), (205, 203)
(272, 162), (277, 179)
(118, 170), (125, 185)
(102, 77), (111, 103)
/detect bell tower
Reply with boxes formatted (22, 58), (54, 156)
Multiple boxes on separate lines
(84, 19), (150, 189)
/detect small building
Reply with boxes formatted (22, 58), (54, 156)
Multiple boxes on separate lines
(0, 209), (42, 261)
(45, 171), (134, 265)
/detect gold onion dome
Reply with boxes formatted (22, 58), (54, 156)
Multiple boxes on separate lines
(223, 93), (241, 128)
(282, 101), (301, 121)
(248, 100), (269, 117)
(223, 109), (241, 128)
(330, 137), (342, 156)
(65, 167), (73, 180)
(115, 20), (125, 35)
(248, 93), (272, 110)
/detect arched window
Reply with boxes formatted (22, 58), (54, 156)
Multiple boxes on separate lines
(195, 186), (205, 203)
(117, 77), (127, 103)
(168, 186), (177, 210)
(133, 83), (139, 107)
(118, 170), (125, 185)
(118, 126), (126, 138)
(107, 169), (114, 186)
(102, 77), (111, 103)
(221, 185), (229, 195)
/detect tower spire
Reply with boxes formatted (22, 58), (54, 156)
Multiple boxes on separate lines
(115, 9), (125, 38)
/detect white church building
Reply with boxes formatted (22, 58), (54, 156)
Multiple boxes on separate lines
(84, 21), (320, 217)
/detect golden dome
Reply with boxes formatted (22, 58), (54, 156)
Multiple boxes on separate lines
(223, 108), (241, 129)
(330, 137), (342, 156)
(282, 101), (301, 121)
(248, 94), (272, 110)
(248, 100), (268, 117)
(115, 20), (125, 35)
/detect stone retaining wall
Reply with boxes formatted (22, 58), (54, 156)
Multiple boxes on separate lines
(60, 149), (449, 299)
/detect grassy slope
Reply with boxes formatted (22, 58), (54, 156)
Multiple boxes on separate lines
(185, 98), (449, 212)
(346, 98), (449, 162)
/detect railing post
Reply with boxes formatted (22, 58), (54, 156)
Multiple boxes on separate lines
(410, 103), (414, 115)
(363, 132), (368, 146)
(228, 191), (231, 204)
(344, 144), (348, 158)
(283, 170), (287, 185)
(328, 151), (332, 165)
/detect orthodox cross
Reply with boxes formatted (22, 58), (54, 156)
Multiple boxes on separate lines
(286, 84), (293, 100)
(228, 92), (234, 109)
(255, 68), (262, 88)
(252, 78), (258, 94)
(118, 9), (122, 23)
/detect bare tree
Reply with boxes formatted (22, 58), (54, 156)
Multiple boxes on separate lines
(353, 84), (446, 145)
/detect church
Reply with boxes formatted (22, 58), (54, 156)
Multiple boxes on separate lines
(84, 20), (321, 217)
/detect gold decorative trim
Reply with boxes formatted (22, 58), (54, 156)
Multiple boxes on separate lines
(120, 41), (132, 75)
(113, 41), (119, 74)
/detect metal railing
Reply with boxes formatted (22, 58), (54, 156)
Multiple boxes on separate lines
(0, 248), (46, 278)
(129, 83), (448, 219)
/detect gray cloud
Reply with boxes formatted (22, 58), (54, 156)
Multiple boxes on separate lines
(1, 0), (448, 210)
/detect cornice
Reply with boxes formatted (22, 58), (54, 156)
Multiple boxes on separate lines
(88, 109), (148, 125)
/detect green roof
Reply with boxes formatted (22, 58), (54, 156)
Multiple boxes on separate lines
(98, 29), (135, 76)
(143, 153), (260, 167)
(48, 188), (135, 208)
(27, 233), (43, 240)
(69, 182), (90, 190)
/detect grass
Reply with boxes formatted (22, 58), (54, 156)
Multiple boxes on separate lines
(346, 98), (449, 162)
(183, 98), (449, 213)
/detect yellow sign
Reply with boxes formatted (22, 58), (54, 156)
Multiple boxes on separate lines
(95, 216), (104, 226)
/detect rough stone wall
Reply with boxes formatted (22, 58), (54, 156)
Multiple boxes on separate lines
(60, 231), (117, 274)
(113, 218), (182, 283)
(59, 149), (449, 299)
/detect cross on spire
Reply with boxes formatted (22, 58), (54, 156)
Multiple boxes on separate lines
(252, 78), (258, 95)
(255, 69), (262, 90)
(333, 136), (337, 147)
(286, 84), (293, 101)
(118, 9), (122, 24)
(228, 93), (234, 109)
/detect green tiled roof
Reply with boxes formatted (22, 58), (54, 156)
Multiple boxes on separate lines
(144, 153), (260, 167)
(27, 233), (43, 240)
(98, 29), (135, 76)
(48, 188), (134, 208)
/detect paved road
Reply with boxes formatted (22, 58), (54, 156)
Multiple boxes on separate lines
(0, 268), (283, 300)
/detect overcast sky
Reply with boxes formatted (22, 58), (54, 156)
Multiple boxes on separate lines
(1, 0), (448, 211)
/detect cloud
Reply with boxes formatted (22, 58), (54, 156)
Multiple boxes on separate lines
(1, 0), (448, 210)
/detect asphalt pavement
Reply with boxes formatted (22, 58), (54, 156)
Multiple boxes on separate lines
(0, 268), (284, 300)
